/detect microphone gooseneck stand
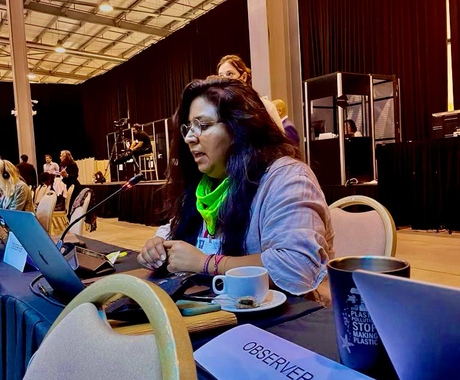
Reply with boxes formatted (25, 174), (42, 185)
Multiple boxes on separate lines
(56, 173), (144, 250)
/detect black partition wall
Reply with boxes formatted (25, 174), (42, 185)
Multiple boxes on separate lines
(377, 138), (460, 231)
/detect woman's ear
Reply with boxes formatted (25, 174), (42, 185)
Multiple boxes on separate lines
(240, 72), (248, 83)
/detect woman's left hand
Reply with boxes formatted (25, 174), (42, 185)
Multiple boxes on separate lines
(163, 240), (206, 273)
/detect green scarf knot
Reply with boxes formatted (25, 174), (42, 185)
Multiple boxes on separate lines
(196, 175), (229, 236)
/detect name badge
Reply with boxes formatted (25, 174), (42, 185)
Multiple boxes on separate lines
(196, 236), (221, 255)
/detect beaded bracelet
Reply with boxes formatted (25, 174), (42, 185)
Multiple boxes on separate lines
(213, 254), (225, 275)
(203, 254), (215, 275)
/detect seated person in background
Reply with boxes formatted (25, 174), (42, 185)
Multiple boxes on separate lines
(217, 54), (284, 132)
(43, 154), (60, 175)
(60, 150), (82, 216)
(272, 99), (300, 146)
(93, 171), (106, 184)
(114, 124), (153, 165)
(35, 172), (66, 211)
(0, 159), (34, 212)
(138, 78), (334, 299)
(129, 124), (152, 159)
(16, 154), (37, 188)
(344, 119), (362, 137)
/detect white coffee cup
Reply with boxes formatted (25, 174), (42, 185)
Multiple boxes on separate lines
(212, 266), (269, 304)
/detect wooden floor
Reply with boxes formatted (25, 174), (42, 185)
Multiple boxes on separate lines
(85, 218), (460, 288)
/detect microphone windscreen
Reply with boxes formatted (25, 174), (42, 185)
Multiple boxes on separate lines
(128, 173), (144, 186)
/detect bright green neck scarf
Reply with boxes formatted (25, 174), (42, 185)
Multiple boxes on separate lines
(196, 175), (229, 236)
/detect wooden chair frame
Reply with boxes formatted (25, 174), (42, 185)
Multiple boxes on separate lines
(47, 274), (197, 380)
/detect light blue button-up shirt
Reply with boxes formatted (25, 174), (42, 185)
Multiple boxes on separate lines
(156, 156), (334, 296)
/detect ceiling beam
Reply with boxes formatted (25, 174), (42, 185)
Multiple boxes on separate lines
(0, 0), (170, 37)
(0, 36), (126, 62)
(48, 0), (150, 76)
(0, 63), (88, 81)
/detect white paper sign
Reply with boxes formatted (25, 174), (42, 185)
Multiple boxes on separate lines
(4, 231), (28, 272)
(194, 324), (372, 380)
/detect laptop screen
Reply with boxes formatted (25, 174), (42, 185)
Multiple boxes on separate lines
(353, 270), (460, 380)
(0, 209), (84, 301)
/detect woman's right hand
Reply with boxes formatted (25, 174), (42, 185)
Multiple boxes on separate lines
(137, 236), (167, 269)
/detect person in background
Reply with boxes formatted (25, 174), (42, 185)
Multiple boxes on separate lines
(16, 154), (37, 188)
(93, 171), (106, 184)
(129, 124), (152, 159)
(60, 150), (82, 216)
(272, 99), (300, 146)
(43, 154), (60, 175)
(217, 54), (284, 132)
(138, 78), (334, 302)
(344, 119), (362, 137)
(0, 159), (34, 212)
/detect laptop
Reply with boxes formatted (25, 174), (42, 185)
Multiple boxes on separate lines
(352, 270), (460, 380)
(0, 209), (205, 305)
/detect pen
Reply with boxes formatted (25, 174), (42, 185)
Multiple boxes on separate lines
(38, 283), (49, 297)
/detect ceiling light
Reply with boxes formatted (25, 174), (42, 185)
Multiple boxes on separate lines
(28, 74), (36, 79)
(55, 44), (66, 53)
(99, 1), (114, 12)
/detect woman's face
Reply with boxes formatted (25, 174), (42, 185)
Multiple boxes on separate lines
(218, 61), (247, 83)
(184, 96), (233, 180)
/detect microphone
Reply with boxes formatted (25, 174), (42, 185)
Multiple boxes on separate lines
(121, 173), (143, 190)
(56, 173), (144, 250)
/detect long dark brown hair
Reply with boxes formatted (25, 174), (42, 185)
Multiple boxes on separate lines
(165, 78), (300, 255)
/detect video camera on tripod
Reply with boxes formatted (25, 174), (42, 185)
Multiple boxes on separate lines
(114, 118), (129, 130)
(109, 118), (133, 165)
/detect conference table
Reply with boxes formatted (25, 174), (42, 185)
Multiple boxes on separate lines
(0, 237), (340, 380)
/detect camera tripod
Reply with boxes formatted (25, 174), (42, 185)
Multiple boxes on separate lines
(103, 126), (140, 181)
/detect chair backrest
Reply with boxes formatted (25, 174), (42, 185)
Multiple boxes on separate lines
(23, 274), (196, 380)
(36, 192), (57, 233)
(64, 185), (74, 212)
(68, 192), (91, 235)
(34, 185), (48, 205)
(329, 195), (397, 258)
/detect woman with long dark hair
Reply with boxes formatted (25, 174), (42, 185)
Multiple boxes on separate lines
(138, 78), (334, 296)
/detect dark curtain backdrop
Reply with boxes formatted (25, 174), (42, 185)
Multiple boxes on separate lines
(0, 82), (88, 168)
(31, 84), (88, 167)
(0, 82), (18, 162)
(377, 138), (460, 231)
(299, 0), (447, 141)
(450, 0), (460, 109)
(81, 0), (250, 160)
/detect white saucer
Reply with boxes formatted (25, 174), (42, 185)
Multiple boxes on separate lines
(211, 290), (287, 313)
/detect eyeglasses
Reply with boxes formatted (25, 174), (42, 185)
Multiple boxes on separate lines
(219, 71), (240, 79)
(180, 118), (217, 139)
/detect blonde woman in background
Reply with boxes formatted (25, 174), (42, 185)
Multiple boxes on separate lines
(0, 159), (34, 212)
